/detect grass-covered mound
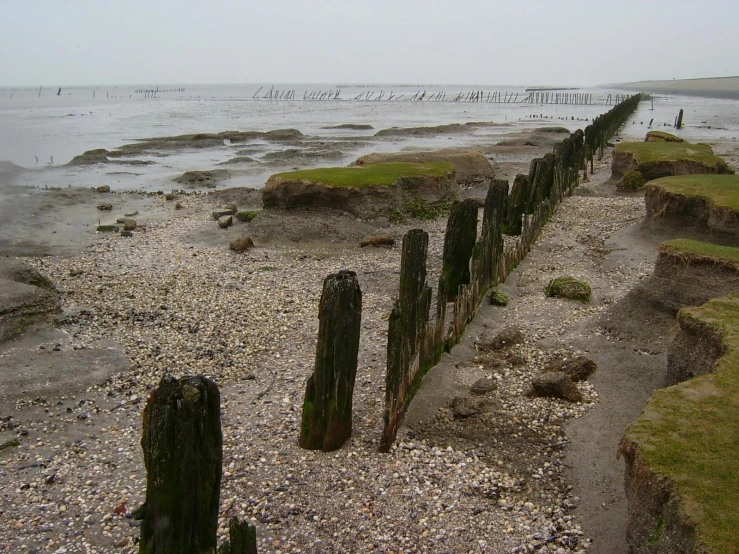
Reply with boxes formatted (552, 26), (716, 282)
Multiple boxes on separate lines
(620, 294), (739, 553)
(627, 239), (739, 315)
(661, 238), (739, 264)
(611, 141), (733, 190)
(645, 130), (684, 143)
(270, 162), (454, 188)
(647, 174), (739, 211)
(645, 175), (739, 242)
(614, 141), (726, 167)
(353, 150), (494, 185)
(262, 161), (458, 218)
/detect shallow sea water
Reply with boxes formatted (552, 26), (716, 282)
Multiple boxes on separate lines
(1, 83), (737, 192)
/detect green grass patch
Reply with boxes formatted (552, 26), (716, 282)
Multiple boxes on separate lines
(662, 239), (739, 264)
(624, 294), (739, 553)
(269, 161), (454, 188)
(649, 174), (739, 211)
(615, 141), (726, 166)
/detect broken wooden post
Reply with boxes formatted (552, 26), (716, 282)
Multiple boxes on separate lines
(676, 109), (684, 129)
(442, 199), (479, 300)
(299, 270), (362, 452)
(139, 375), (223, 554)
(218, 517), (258, 554)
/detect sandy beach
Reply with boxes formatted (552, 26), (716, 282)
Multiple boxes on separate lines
(612, 76), (739, 99)
(1, 92), (738, 553)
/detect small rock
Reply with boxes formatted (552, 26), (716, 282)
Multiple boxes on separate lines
(489, 289), (510, 306)
(530, 372), (583, 402)
(96, 225), (119, 233)
(230, 237), (255, 252)
(235, 210), (259, 223)
(212, 209), (234, 220)
(545, 356), (597, 382)
(175, 202), (183, 210)
(164, 193), (178, 201)
(95, 185), (110, 193)
(483, 327), (524, 351)
(123, 219), (137, 231)
(120, 231), (133, 238)
(470, 378), (498, 396)
(451, 396), (497, 418)
(223, 202), (238, 214)
(218, 215), (233, 229)
(96, 203), (113, 211)
(545, 276), (592, 302)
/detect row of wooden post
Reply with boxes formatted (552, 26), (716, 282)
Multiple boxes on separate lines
(135, 94), (641, 552)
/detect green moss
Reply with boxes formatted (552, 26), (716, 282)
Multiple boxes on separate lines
(403, 194), (455, 220)
(235, 210), (259, 222)
(624, 294), (739, 553)
(620, 170), (646, 190)
(662, 239), (739, 264)
(614, 141), (727, 167)
(649, 174), (739, 211)
(648, 518), (665, 545)
(489, 289), (510, 306)
(96, 225), (119, 233)
(270, 161), (454, 188)
(545, 276), (592, 302)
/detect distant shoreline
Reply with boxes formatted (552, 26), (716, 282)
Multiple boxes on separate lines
(611, 76), (739, 100)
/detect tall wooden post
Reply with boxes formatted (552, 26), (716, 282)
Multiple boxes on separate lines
(442, 199), (479, 300)
(299, 271), (362, 452)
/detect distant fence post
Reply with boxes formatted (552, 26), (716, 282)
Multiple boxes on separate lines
(299, 270), (362, 452)
(139, 375), (223, 554)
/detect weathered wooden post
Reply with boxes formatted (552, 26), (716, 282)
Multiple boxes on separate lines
(299, 270), (362, 452)
(442, 199), (479, 300)
(139, 375), (223, 554)
(381, 229), (431, 452)
(676, 109), (684, 129)
(218, 517), (258, 554)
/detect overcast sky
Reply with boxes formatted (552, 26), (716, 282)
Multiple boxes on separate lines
(1, 0), (737, 87)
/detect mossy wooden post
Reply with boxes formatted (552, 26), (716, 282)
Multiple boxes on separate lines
(481, 179), (508, 288)
(218, 517), (257, 554)
(442, 199), (478, 300)
(299, 270), (362, 452)
(139, 375), (222, 554)
(381, 229), (431, 452)
(503, 174), (530, 235)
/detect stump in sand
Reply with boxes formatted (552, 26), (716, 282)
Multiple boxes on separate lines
(218, 517), (257, 554)
(138, 375), (222, 554)
(299, 271), (362, 451)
